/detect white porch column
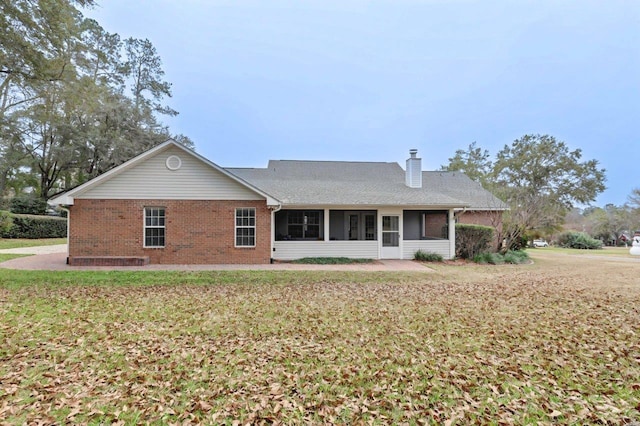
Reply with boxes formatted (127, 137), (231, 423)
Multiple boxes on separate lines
(271, 209), (276, 257)
(448, 209), (455, 259)
(324, 208), (330, 241)
(63, 207), (71, 258)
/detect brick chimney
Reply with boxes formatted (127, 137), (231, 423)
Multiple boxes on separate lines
(405, 149), (422, 188)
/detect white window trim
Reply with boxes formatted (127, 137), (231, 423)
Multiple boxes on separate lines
(235, 207), (256, 248)
(143, 207), (166, 248)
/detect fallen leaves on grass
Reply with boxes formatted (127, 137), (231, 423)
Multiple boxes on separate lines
(1, 260), (639, 424)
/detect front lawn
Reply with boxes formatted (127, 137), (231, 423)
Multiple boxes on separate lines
(535, 246), (633, 256)
(0, 253), (30, 263)
(1, 258), (639, 424)
(0, 238), (67, 250)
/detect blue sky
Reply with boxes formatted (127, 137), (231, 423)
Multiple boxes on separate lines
(85, 1), (639, 206)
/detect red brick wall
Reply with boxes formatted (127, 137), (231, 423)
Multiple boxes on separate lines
(457, 210), (504, 249)
(423, 212), (448, 238)
(68, 199), (271, 264)
(457, 210), (502, 228)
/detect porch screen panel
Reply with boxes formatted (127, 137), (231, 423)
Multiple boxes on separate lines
(349, 215), (359, 240)
(365, 214), (375, 240)
(286, 210), (321, 239)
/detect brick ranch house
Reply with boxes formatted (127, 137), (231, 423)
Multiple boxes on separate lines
(49, 140), (507, 266)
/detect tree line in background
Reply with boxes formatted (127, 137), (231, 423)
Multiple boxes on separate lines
(0, 0), (192, 206)
(0, 1), (626, 248)
(565, 194), (640, 246)
(441, 134), (610, 249)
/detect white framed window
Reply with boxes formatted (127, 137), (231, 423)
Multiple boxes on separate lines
(235, 208), (256, 247)
(144, 207), (166, 248)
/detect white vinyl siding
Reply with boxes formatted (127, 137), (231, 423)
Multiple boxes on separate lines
(272, 241), (378, 260)
(402, 240), (452, 260)
(78, 146), (263, 200)
(273, 237), (451, 260)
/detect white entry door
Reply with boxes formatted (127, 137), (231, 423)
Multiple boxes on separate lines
(381, 215), (401, 259)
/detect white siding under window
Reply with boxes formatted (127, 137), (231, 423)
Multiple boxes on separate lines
(272, 241), (378, 260)
(402, 240), (451, 260)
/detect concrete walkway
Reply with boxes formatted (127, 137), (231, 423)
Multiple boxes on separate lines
(0, 246), (434, 272)
(0, 244), (68, 255)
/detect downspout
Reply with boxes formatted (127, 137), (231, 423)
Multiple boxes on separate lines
(269, 204), (282, 263)
(448, 209), (455, 260)
(454, 206), (467, 220)
(59, 206), (71, 264)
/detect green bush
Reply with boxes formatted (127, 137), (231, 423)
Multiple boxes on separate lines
(473, 252), (504, 264)
(557, 231), (603, 250)
(291, 257), (373, 264)
(503, 250), (530, 264)
(474, 250), (529, 265)
(0, 211), (13, 235)
(414, 250), (443, 262)
(9, 195), (48, 215)
(1, 213), (67, 239)
(455, 224), (494, 259)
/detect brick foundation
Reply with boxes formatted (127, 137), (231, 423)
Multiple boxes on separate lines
(69, 256), (150, 266)
(68, 199), (271, 264)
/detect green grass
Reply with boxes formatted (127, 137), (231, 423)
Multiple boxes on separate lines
(0, 253), (31, 262)
(0, 263), (639, 424)
(539, 246), (632, 256)
(0, 238), (67, 250)
(290, 257), (374, 264)
(474, 250), (529, 265)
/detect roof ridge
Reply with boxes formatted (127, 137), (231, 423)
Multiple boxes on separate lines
(270, 159), (399, 164)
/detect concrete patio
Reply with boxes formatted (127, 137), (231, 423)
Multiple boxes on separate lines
(0, 245), (434, 272)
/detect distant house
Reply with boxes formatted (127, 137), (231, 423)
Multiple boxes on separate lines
(49, 140), (506, 265)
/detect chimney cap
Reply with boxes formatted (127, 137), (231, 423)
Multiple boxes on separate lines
(409, 148), (418, 158)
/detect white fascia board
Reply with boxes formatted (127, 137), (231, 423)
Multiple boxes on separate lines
(453, 207), (510, 212)
(278, 203), (469, 210)
(49, 194), (74, 205)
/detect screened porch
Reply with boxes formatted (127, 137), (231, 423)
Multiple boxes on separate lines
(271, 208), (453, 260)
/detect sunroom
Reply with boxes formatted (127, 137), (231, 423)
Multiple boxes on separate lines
(271, 208), (454, 260)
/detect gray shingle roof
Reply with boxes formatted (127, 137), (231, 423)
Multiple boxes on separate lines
(422, 171), (508, 210)
(226, 160), (506, 209)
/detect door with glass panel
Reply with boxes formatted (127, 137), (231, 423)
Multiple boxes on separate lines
(381, 215), (401, 258)
(346, 212), (377, 241)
